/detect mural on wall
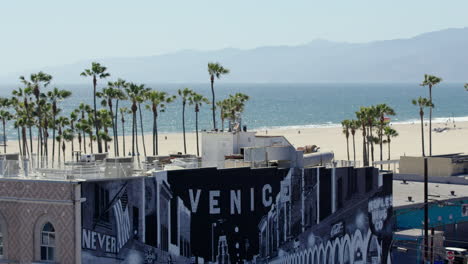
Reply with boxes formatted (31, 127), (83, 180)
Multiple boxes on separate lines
(256, 167), (393, 264)
(165, 167), (288, 263)
(80, 176), (194, 264)
(79, 167), (288, 263)
(79, 166), (392, 264)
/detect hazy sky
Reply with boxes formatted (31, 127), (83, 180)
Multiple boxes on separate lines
(1, 0), (468, 74)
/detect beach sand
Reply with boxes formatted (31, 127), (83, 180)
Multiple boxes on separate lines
(3, 120), (466, 164)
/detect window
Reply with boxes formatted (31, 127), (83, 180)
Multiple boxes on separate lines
(40, 222), (55, 261)
(94, 185), (110, 222)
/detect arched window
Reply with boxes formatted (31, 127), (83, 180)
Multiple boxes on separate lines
(40, 222), (55, 261)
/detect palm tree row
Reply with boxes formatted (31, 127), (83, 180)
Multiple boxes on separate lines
(342, 104), (397, 167)
(0, 60), (241, 165)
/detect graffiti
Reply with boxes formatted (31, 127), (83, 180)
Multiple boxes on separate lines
(144, 247), (158, 264)
(187, 184), (273, 214)
(82, 229), (117, 253)
(270, 228), (388, 264)
(330, 221), (345, 239)
(368, 195), (392, 232)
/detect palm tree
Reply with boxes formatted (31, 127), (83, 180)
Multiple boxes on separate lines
(0, 98), (11, 153)
(349, 120), (360, 164)
(365, 106), (377, 164)
(19, 72), (52, 160)
(111, 79), (127, 156)
(420, 74), (442, 156)
(97, 109), (113, 153)
(40, 102), (53, 163)
(341, 120), (351, 161)
(189, 92), (209, 156)
(227, 93), (249, 130)
(55, 116), (69, 166)
(63, 129), (74, 162)
(47, 88), (72, 165)
(75, 120), (84, 153)
(412, 97), (434, 157)
(69, 111), (78, 158)
(383, 126), (399, 167)
(356, 108), (368, 166)
(0, 109), (12, 154)
(375, 104), (395, 168)
(208, 62), (230, 130)
(465, 83), (468, 91)
(80, 62), (110, 153)
(138, 86), (151, 157)
(178, 88), (194, 154)
(12, 87), (32, 157)
(119, 107), (131, 156)
(125, 83), (143, 157)
(97, 85), (119, 156)
(146, 91), (175, 156)
(216, 100), (229, 131)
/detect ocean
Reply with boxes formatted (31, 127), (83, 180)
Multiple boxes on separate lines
(0, 82), (466, 137)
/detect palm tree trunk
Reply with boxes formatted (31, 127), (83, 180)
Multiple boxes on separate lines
(28, 126), (33, 157)
(44, 129), (48, 167)
(132, 111), (136, 156)
(352, 133), (356, 164)
(71, 123), (75, 158)
(122, 120), (126, 156)
(211, 78), (216, 130)
(152, 111), (156, 156)
(182, 103), (187, 154)
(17, 126), (22, 157)
(429, 86), (432, 156)
(387, 137), (391, 170)
(196, 110), (199, 157)
(138, 104), (147, 157)
(369, 125), (375, 163)
(78, 133), (82, 153)
(57, 138), (61, 165)
(379, 126), (383, 170)
(22, 126), (28, 158)
(93, 76), (102, 153)
(362, 125), (368, 166)
(114, 100), (120, 156)
(104, 131), (108, 153)
(109, 104), (117, 157)
(89, 132), (93, 153)
(346, 135), (350, 161)
(83, 130), (87, 154)
(420, 111), (425, 157)
(52, 117), (56, 167)
(134, 112), (140, 163)
(62, 141), (66, 163)
(2, 120), (6, 153)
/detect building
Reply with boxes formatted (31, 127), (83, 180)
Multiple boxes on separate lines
(0, 155), (195, 264)
(399, 154), (468, 177)
(201, 131), (334, 169)
(391, 176), (468, 262)
(256, 167), (394, 264)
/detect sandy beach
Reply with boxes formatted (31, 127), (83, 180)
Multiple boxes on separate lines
(2, 119), (466, 165)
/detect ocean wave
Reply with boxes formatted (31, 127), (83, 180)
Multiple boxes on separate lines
(251, 115), (468, 131)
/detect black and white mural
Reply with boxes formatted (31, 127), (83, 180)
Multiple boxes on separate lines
(79, 166), (392, 264)
(256, 167), (393, 264)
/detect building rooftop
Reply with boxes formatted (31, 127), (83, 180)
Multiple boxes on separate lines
(393, 180), (468, 208)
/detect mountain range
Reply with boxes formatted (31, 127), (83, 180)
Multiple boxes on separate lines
(2, 27), (468, 84)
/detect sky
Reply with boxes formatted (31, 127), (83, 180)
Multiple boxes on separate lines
(1, 0), (468, 75)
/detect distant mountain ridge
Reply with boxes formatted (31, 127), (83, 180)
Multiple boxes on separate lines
(2, 27), (468, 84)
